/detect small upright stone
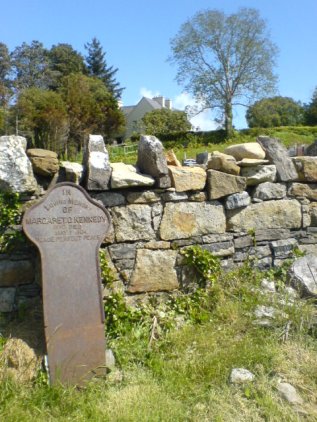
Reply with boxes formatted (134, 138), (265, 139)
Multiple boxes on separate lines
(137, 135), (171, 188)
(0, 135), (38, 193)
(84, 135), (111, 190)
(60, 161), (83, 184)
(257, 136), (298, 182)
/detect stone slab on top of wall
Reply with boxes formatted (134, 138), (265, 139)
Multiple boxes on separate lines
(257, 136), (298, 182)
(84, 134), (111, 190)
(168, 166), (206, 192)
(136, 135), (171, 188)
(0, 135), (38, 193)
(26, 149), (59, 177)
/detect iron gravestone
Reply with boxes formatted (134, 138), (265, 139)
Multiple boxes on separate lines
(23, 182), (111, 385)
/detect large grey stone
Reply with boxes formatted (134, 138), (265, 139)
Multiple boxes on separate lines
(128, 249), (178, 293)
(27, 148), (59, 177)
(253, 182), (286, 201)
(111, 204), (155, 241)
(137, 135), (171, 188)
(0, 135), (38, 193)
(160, 201), (226, 240)
(224, 192), (251, 210)
(257, 136), (298, 182)
(84, 134), (111, 190)
(207, 170), (246, 199)
(110, 163), (155, 189)
(168, 166), (206, 192)
(241, 165), (277, 186)
(289, 254), (317, 297)
(227, 200), (302, 232)
(0, 260), (34, 286)
(224, 143), (265, 160)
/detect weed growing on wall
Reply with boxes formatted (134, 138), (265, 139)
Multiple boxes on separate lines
(181, 245), (221, 287)
(0, 193), (23, 252)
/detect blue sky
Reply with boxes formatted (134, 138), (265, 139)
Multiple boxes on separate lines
(1, 0), (317, 129)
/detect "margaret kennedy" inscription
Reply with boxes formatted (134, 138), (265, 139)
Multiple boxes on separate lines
(25, 216), (107, 225)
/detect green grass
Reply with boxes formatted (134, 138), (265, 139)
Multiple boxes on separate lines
(1, 263), (317, 420)
(107, 126), (317, 165)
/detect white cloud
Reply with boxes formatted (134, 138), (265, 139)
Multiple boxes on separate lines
(173, 92), (218, 131)
(139, 87), (161, 99)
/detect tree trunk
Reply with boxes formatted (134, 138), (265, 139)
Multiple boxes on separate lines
(224, 101), (233, 138)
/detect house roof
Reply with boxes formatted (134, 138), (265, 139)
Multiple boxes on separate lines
(121, 97), (164, 117)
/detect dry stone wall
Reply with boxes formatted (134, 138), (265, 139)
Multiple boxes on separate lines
(1, 134), (317, 312)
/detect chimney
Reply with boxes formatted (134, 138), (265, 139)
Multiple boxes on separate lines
(153, 96), (165, 107)
(165, 99), (172, 109)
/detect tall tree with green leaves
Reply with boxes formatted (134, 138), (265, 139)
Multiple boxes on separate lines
(0, 43), (12, 133)
(11, 41), (51, 92)
(84, 37), (124, 99)
(304, 88), (317, 126)
(16, 88), (68, 152)
(48, 43), (87, 89)
(60, 73), (125, 153)
(141, 108), (191, 135)
(246, 96), (304, 128)
(169, 8), (278, 137)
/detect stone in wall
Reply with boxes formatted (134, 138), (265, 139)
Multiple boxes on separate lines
(0, 135), (38, 193)
(162, 190), (188, 202)
(168, 166), (206, 192)
(227, 200), (302, 232)
(288, 183), (317, 201)
(310, 203), (317, 226)
(84, 134), (111, 190)
(92, 191), (126, 207)
(126, 190), (160, 204)
(165, 149), (181, 167)
(27, 149), (59, 177)
(224, 142), (266, 160)
(224, 192), (251, 210)
(207, 169), (246, 200)
(111, 204), (155, 241)
(59, 161), (83, 184)
(253, 182), (286, 201)
(207, 154), (240, 175)
(160, 201), (226, 240)
(240, 165), (277, 186)
(128, 249), (178, 293)
(237, 158), (269, 167)
(257, 136), (298, 182)
(136, 135), (171, 188)
(0, 288), (16, 312)
(110, 163), (155, 189)
(0, 260), (34, 286)
(292, 156), (317, 182)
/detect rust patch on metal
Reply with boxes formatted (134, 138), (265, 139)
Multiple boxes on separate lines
(22, 182), (110, 385)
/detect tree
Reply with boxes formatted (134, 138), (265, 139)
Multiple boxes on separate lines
(60, 74), (125, 153)
(0, 43), (13, 133)
(48, 43), (87, 89)
(246, 96), (304, 128)
(16, 88), (68, 152)
(11, 41), (50, 92)
(304, 88), (317, 126)
(141, 108), (191, 135)
(169, 8), (278, 137)
(85, 37), (124, 99)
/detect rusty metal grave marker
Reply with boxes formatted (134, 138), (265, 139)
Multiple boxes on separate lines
(23, 182), (111, 385)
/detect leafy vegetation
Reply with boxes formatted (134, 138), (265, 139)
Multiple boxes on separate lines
(169, 8), (277, 137)
(141, 108), (191, 135)
(0, 192), (23, 252)
(246, 96), (304, 128)
(1, 254), (317, 420)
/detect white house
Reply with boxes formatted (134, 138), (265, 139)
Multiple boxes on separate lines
(121, 96), (172, 140)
